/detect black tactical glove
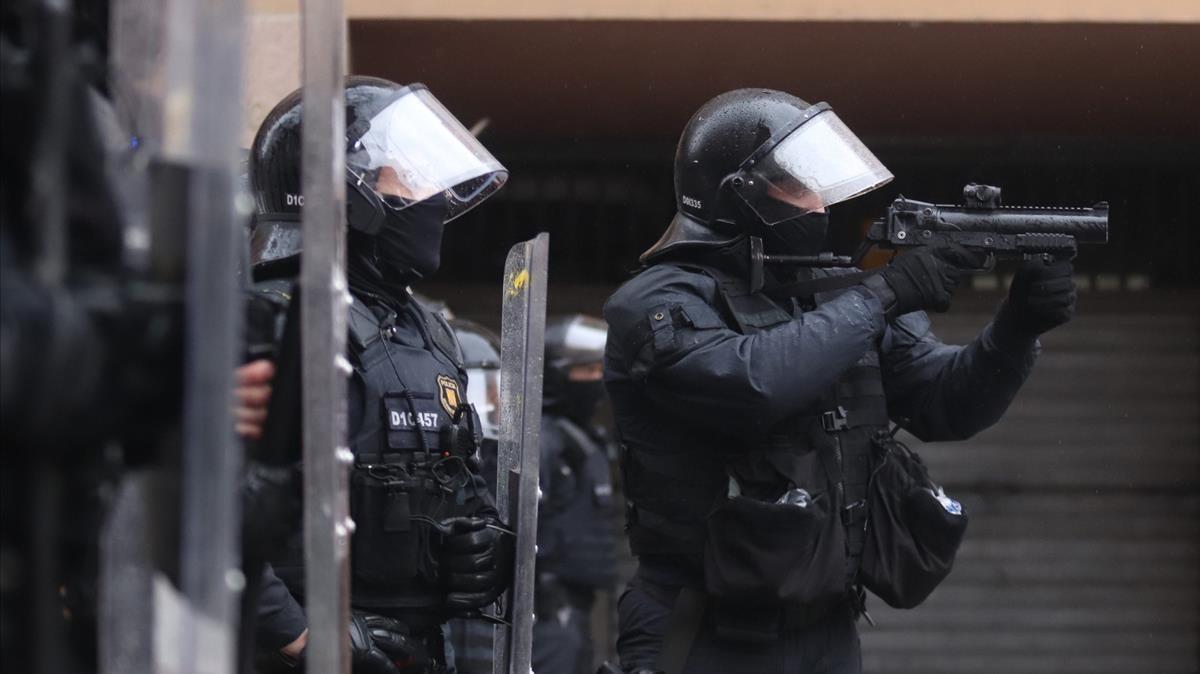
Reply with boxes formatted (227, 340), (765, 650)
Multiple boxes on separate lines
(865, 242), (988, 319)
(349, 611), (428, 674)
(261, 612), (426, 673)
(994, 252), (1077, 339)
(439, 516), (512, 612)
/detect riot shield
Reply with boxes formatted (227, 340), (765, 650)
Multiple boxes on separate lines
(99, 0), (248, 672)
(493, 233), (551, 674)
(99, 0), (170, 669)
(299, 1), (351, 673)
(173, 0), (248, 670)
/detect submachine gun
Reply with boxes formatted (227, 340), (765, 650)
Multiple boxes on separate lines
(751, 183), (1109, 287)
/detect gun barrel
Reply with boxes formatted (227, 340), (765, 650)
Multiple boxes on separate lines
(933, 207), (1108, 244)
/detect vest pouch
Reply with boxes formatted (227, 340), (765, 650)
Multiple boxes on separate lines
(702, 490), (846, 608)
(860, 436), (968, 609)
(350, 467), (420, 587)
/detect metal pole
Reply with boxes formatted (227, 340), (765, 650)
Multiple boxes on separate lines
(300, 0), (350, 671)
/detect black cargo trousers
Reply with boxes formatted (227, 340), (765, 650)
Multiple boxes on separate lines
(616, 579), (861, 674)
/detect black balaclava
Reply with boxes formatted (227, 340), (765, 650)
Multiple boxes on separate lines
(375, 194), (448, 282)
(347, 194), (448, 302)
(544, 359), (606, 426)
(560, 379), (606, 426)
(756, 211), (830, 257)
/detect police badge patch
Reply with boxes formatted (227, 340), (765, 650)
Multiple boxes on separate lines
(437, 374), (462, 415)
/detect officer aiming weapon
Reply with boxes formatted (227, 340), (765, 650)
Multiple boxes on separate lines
(751, 183), (1109, 285)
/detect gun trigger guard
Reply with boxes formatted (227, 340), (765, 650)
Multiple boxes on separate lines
(981, 253), (997, 272)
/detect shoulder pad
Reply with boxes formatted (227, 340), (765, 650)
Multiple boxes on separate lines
(605, 265), (729, 362)
(606, 264), (717, 317)
(655, 263), (791, 333)
(347, 299), (382, 352)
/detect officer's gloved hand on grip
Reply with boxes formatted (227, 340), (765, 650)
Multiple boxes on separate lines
(865, 242), (988, 320)
(264, 612), (420, 673)
(994, 252), (1077, 340)
(440, 516), (513, 612)
(349, 610), (428, 674)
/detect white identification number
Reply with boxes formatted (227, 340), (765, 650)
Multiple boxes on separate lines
(389, 410), (439, 429)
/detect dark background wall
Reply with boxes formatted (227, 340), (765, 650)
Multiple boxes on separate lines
(353, 21), (1199, 139)
(863, 295), (1199, 673)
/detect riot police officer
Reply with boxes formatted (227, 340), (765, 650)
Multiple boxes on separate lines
(242, 76), (513, 673)
(602, 89), (1076, 673)
(532, 315), (619, 674)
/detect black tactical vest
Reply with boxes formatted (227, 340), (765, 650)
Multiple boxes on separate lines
(344, 295), (486, 619)
(622, 264), (889, 618)
(538, 416), (619, 590)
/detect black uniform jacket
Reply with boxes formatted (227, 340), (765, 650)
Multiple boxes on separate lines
(603, 261), (1039, 584)
(255, 292), (495, 650)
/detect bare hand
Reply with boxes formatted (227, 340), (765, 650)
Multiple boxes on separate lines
(278, 628), (307, 666)
(234, 359), (275, 439)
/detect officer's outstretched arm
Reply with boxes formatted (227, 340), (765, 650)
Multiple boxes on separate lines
(605, 269), (886, 430)
(880, 311), (1038, 441)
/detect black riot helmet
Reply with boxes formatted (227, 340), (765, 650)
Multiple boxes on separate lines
(642, 88), (892, 263)
(248, 76), (508, 275)
(543, 315), (608, 425)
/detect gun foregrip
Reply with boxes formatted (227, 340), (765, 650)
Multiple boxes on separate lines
(1015, 232), (1078, 253)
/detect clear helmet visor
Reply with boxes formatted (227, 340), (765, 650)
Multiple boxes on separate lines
(547, 315), (608, 370)
(347, 86), (508, 222)
(561, 317), (607, 361)
(733, 107), (893, 225)
(465, 366), (501, 441)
